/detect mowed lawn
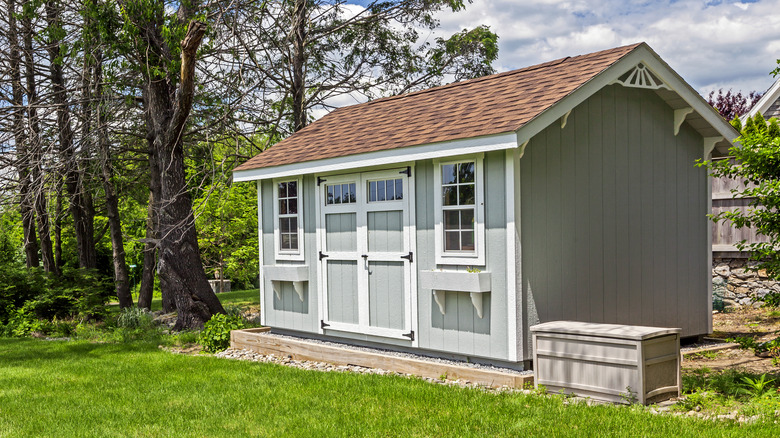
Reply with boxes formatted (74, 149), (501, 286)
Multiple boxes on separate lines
(1, 339), (779, 437)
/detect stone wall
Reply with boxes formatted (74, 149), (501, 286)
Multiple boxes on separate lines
(712, 257), (780, 310)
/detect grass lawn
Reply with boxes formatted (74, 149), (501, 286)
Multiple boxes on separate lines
(1, 339), (779, 437)
(123, 289), (260, 312)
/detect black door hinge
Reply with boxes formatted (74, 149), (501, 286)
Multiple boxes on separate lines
(399, 166), (412, 177)
(317, 176), (327, 186)
(319, 251), (329, 261)
(321, 320), (330, 329)
(402, 330), (415, 341)
(400, 252), (413, 263)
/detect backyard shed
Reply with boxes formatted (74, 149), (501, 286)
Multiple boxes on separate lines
(233, 43), (738, 369)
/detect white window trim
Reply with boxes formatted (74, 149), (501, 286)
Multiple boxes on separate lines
(433, 155), (485, 266)
(273, 176), (305, 261)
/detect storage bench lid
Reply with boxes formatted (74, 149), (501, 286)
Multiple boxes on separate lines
(530, 321), (681, 341)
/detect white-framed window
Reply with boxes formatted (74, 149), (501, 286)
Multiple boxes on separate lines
(433, 156), (485, 265)
(273, 177), (304, 260)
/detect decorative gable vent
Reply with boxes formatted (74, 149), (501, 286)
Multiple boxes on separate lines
(611, 63), (670, 90)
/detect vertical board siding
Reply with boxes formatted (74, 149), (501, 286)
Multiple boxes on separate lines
(416, 151), (508, 360)
(367, 211), (403, 252)
(711, 167), (769, 251)
(262, 176), (319, 333)
(368, 261), (405, 329)
(325, 213), (357, 252)
(520, 84), (709, 347)
(327, 260), (359, 324)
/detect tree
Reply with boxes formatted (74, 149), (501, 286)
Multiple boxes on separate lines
(708, 112), (780, 278)
(707, 88), (762, 121)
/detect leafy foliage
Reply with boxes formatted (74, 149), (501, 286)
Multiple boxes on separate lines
(707, 113), (780, 278)
(706, 88), (762, 120)
(197, 313), (246, 353)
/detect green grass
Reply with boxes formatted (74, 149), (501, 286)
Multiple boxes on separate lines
(127, 289), (260, 312)
(1, 339), (779, 437)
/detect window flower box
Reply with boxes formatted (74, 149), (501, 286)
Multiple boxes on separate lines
(419, 270), (491, 318)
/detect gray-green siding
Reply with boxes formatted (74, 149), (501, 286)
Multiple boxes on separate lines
(519, 85), (709, 359)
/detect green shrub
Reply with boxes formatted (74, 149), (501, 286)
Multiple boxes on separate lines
(764, 292), (780, 308)
(198, 313), (246, 353)
(0, 306), (44, 337)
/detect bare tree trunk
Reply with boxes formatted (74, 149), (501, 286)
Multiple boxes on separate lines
(291, 0), (307, 132)
(137, 191), (157, 310)
(45, 0), (96, 270)
(7, 0), (39, 268)
(22, 14), (56, 274)
(91, 50), (133, 309)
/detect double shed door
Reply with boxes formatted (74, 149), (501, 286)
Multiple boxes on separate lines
(319, 168), (414, 340)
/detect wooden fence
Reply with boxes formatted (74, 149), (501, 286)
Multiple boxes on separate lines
(711, 161), (768, 255)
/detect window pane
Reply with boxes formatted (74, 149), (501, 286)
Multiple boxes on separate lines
(395, 179), (403, 200)
(278, 182), (287, 198)
(442, 186), (457, 206)
(334, 184), (342, 204)
(460, 209), (474, 229)
(377, 180), (385, 201)
(459, 184), (475, 205)
(459, 162), (475, 183)
(349, 183), (356, 203)
(281, 233), (291, 250)
(369, 181), (376, 202)
(444, 210), (460, 230)
(442, 164), (457, 184)
(461, 230), (475, 251)
(280, 217), (290, 233)
(327, 185), (334, 204)
(280, 200), (288, 215)
(444, 231), (461, 251)
(288, 199), (298, 214)
(342, 184), (350, 202)
(289, 217), (298, 232)
(287, 181), (297, 198)
(386, 179), (395, 200)
(289, 233), (299, 250)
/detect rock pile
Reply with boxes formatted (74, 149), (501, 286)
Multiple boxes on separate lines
(712, 258), (780, 309)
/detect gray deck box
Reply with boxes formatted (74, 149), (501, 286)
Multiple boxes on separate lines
(531, 321), (681, 404)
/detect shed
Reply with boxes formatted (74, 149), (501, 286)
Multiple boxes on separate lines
(233, 43), (738, 369)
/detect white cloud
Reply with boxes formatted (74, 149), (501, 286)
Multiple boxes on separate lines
(426, 0), (780, 96)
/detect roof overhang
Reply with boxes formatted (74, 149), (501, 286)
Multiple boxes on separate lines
(232, 132), (518, 181)
(744, 78), (780, 121)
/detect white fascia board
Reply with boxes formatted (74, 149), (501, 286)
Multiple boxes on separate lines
(744, 78), (780, 120)
(232, 132), (518, 182)
(515, 44), (740, 153)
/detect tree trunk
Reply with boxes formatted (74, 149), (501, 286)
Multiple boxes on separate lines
(7, 0), (39, 268)
(291, 0), (307, 132)
(135, 15), (224, 328)
(137, 191), (157, 310)
(45, 0), (97, 270)
(22, 14), (56, 274)
(93, 50), (133, 309)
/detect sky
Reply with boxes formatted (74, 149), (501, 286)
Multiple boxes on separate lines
(356, 0), (780, 98)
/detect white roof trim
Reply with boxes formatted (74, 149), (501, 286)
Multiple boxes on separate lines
(744, 77), (780, 120)
(515, 44), (739, 154)
(233, 132), (518, 181)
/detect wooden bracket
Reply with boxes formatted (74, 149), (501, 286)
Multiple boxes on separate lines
(674, 107), (693, 136)
(560, 110), (572, 129)
(433, 290), (446, 315)
(703, 136), (723, 159)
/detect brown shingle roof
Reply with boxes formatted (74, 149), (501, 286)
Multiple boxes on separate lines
(235, 43), (642, 172)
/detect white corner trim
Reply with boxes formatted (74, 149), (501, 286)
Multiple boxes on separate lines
(560, 110), (572, 129)
(674, 107), (693, 136)
(703, 137), (723, 160)
(233, 132), (518, 182)
(257, 180), (266, 327)
(505, 149), (518, 361)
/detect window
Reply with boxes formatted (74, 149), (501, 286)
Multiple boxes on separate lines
(433, 157), (484, 265)
(368, 178), (403, 202)
(274, 178), (304, 260)
(326, 183), (356, 205)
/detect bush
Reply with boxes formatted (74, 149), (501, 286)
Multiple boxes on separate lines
(117, 307), (155, 329)
(198, 313), (246, 353)
(0, 306), (44, 337)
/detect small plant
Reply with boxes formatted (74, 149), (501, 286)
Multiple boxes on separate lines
(117, 307), (155, 329)
(727, 336), (760, 351)
(763, 291), (780, 308)
(676, 389), (712, 411)
(688, 350), (720, 360)
(619, 386), (638, 404)
(198, 313), (246, 353)
(439, 372), (448, 381)
(466, 266), (482, 274)
(739, 374), (776, 397)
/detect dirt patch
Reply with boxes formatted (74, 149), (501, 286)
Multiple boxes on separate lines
(683, 307), (780, 375)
